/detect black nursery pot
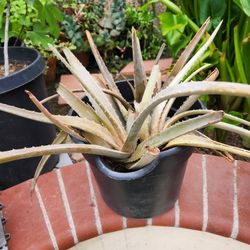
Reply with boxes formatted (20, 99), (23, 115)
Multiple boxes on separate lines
(72, 80), (203, 219)
(86, 145), (192, 219)
(0, 47), (58, 190)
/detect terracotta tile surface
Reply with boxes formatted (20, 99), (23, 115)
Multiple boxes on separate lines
(0, 181), (53, 250)
(120, 58), (173, 77)
(206, 155), (234, 237)
(60, 163), (98, 242)
(152, 207), (175, 227)
(237, 161), (250, 244)
(37, 171), (74, 249)
(179, 154), (203, 230)
(1, 154), (250, 249)
(126, 218), (147, 228)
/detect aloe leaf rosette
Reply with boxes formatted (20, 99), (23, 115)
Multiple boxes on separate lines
(0, 19), (250, 179)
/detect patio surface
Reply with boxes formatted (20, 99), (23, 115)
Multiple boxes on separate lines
(1, 153), (250, 249)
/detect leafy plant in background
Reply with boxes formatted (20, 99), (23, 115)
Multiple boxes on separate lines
(149, 0), (250, 146)
(60, 0), (125, 50)
(126, 4), (163, 60)
(59, 0), (163, 73)
(143, 0), (220, 101)
(0, 0), (63, 49)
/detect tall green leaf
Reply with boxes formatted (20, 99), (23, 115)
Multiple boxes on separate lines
(199, 0), (227, 28)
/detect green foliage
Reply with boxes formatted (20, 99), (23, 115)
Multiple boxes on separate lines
(0, 0), (63, 49)
(198, 0), (227, 29)
(62, 15), (85, 49)
(154, 0), (250, 147)
(223, 111), (243, 126)
(59, 0), (163, 72)
(126, 4), (163, 60)
(159, 12), (190, 57)
(234, 0), (250, 16)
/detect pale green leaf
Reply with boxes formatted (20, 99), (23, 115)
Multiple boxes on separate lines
(0, 144), (130, 164)
(132, 27), (147, 102)
(166, 133), (250, 158)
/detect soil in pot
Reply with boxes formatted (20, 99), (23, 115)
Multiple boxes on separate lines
(0, 62), (29, 77)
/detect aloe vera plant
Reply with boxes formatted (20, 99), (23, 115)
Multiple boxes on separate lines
(0, 19), (250, 184)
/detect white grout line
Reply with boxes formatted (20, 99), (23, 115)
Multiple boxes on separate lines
(147, 218), (152, 226)
(35, 185), (59, 250)
(85, 160), (103, 235)
(202, 155), (208, 231)
(231, 160), (239, 239)
(122, 217), (127, 229)
(174, 199), (180, 227)
(56, 169), (79, 244)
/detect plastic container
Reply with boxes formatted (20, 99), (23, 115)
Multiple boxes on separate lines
(0, 47), (58, 190)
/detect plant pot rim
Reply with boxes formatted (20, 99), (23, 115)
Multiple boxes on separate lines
(86, 145), (192, 181)
(0, 47), (45, 95)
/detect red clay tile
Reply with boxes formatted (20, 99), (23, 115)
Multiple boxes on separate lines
(126, 218), (147, 228)
(153, 207), (175, 226)
(60, 163), (98, 242)
(37, 170), (74, 249)
(0, 181), (53, 250)
(120, 58), (173, 77)
(206, 155), (234, 237)
(237, 161), (250, 244)
(2, 155), (250, 249)
(179, 153), (203, 230)
(88, 162), (123, 234)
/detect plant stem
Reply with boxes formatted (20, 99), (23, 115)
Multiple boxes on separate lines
(4, 0), (10, 77)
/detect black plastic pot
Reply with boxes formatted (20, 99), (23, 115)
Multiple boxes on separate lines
(71, 80), (203, 218)
(86, 145), (192, 219)
(0, 47), (58, 190)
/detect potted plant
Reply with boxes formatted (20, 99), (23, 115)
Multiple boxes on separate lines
(0, 0), (58, 189)
(0, 19), (250, 218)
(0, 0), (64, 85)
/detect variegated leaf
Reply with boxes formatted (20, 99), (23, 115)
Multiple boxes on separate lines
(122, 81), (250, 152)
(128, 111), (224, 162)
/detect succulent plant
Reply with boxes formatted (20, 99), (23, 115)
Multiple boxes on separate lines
(99, 0), (126, 37)
(1, 18), (250, 187)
